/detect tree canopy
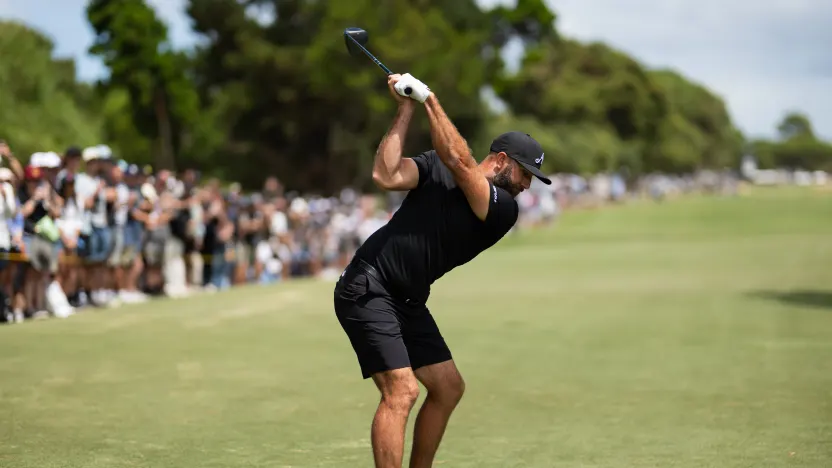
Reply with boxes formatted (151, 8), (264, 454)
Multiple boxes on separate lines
(2, 0), (829, 187)
(0, 21), (103, 159)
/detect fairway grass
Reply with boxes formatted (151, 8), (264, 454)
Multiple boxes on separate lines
(1, 187), (830, 467)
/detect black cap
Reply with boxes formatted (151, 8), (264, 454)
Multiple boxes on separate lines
(65, 146), (82, 159)
(489, 131), (551, 185)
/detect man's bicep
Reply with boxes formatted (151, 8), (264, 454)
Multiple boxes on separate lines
(396, 158), (421, 190)
(376, 158), (420, 191)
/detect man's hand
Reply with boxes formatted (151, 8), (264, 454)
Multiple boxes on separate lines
(0, 141), (24, 182)
(33, 184), (50, 201)
(387, 74), (414, 107)
(393, 73), (431, 103)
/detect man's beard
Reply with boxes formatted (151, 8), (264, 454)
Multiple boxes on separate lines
(492, 165), (524, 197)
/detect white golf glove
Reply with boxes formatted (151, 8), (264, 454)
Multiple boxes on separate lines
(394, 73), (431, 103)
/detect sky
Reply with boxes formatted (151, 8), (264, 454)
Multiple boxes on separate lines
(1, 0), (830, 140)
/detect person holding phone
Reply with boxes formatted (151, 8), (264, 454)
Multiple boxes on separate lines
(18, 164), (66, 318)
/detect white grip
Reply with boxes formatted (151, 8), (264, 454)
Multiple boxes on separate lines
(394, 73), (431, 103)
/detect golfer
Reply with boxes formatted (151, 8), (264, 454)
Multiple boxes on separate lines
(333, 73), (551, 468)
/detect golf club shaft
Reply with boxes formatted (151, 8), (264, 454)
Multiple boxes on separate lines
(346, 34), (392, 75)
(345, 31), (411, 95)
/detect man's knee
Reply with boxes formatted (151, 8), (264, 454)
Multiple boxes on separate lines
(434, 373), (465, 407)
(415, 361), (466, 407)
(377, 371), (420, 413)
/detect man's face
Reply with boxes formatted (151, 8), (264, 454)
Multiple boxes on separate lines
(45, 167), (59, 185)
(491, 155), (532, 197)
(111, 166), (123, 184)
(85, 160), (99, 176)
(65, 156), (81, 172)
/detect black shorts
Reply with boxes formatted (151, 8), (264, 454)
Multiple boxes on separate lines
(333, 259), (452, 379)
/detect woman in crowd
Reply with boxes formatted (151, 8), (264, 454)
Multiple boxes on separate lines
(56, 172), (85, 307)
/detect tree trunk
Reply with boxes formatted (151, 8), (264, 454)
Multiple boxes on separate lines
(154, 87), (176, 171)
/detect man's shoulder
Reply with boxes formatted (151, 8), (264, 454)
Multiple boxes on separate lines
(417, 150), (457, 183)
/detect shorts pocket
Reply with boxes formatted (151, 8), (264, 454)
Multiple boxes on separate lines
(335, 272), (369, 303)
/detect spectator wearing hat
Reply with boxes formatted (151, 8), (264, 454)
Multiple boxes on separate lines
(40, 152), (63, 188)
(106, 162), (144, 303)
(18, 164), (65, 317)
(135, 172), (172, 295)
(120, 164), (148, 302)
(56, 146), (83, 193)
(75, 146), (116, 306)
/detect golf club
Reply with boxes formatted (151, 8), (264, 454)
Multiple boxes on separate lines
(343, 27), (411, 95)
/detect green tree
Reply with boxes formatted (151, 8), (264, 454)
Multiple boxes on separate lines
(647, 70), (743, 170)
(494, 37), (668, 174)
(186, 0), (500, 192)
(0, 20), (103, 159)
(750, 113), (832, 170)
(87, 0), (199, 170)
(777, 112), (815, 141)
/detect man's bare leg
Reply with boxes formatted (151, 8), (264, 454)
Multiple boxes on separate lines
(409, 360), (465, 468)
(371, 367), (421, 468)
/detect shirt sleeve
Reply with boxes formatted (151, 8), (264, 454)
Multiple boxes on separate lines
(484, 182), (519, 233)
(409, 150), (438, 189)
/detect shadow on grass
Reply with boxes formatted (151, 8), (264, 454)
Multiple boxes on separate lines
(749, 290), (832, 310)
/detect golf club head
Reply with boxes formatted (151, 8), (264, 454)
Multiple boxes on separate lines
(343, 27), (409, 93)
(344, 27), (369, 57)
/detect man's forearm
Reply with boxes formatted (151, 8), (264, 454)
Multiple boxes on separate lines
(372, 103), (415, 182)
(423, 94), (477, 173)
(6, 155), (24, 182)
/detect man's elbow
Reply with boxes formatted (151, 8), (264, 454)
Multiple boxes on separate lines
(372, 171), (396, 191)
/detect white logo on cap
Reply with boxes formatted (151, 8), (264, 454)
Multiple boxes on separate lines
(535, 153), (544, 164)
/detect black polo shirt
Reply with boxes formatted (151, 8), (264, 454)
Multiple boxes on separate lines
(355, 150), (519, 303)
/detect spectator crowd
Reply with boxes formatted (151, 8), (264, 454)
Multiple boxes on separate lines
(0, 142), (403, 324)
(1, 141), (757, 325)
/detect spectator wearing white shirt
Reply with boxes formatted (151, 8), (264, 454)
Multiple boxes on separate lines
(119, 165), (148, 302)
(18, 164), (64, 317)
(0, 168), (18, 322)
(75, 146), (116, 306)
(55, 172), (85, 307)
(106, 163), (140, 303)
(265, 197), (292, 279)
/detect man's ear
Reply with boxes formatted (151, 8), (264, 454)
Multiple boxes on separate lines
(495, 152), (509, 170)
